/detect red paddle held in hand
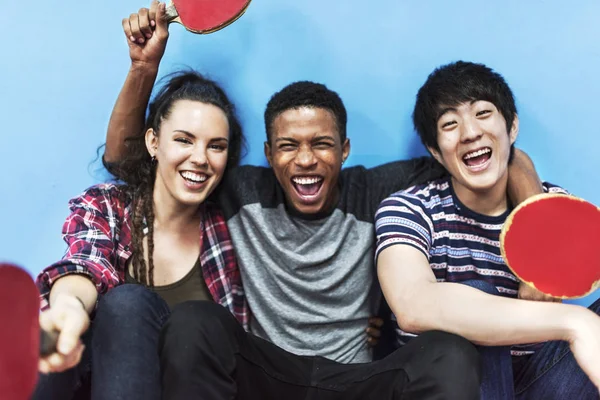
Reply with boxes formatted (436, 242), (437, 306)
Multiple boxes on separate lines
(500, 194), (600, 299)
(165, 0), (251, 33)
(0, 264), (42, 400)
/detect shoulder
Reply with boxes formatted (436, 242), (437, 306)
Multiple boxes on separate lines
(340, 157), (441, 183)
(365, 157), (446, 182)
(366, 157), (441, 175)
(221, 164), (277, 198)
(381, 178), (450, 210)
(339, 164), (369, 185)
(68, 183), (131, 213)
(219, 165), (282, 213)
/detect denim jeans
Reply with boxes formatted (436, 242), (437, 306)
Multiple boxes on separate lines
(462, 279), (600, 400)
(32, 284), (170, 400)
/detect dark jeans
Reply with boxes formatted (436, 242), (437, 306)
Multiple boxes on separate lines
(463, 280), (600, 400)
(31, 284), (170, 400)
(159, 300), (481, 400)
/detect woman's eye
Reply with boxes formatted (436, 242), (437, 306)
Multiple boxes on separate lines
(209, 144), (227, 151)
(175, 137), (192, 144)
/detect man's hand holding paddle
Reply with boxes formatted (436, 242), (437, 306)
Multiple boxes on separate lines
(123, 0), (169, 70)
(518, 282), (561, 303)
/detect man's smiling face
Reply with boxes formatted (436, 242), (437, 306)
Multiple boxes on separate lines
(265, 106), (350, 216)
(429, 100), (518, 195)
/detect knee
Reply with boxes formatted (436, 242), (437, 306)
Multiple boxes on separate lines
(95, 284), (162, 323)
(162, 301), (238, 342)
(419, 331), (481, 398)
(425, 330), (479, 365)
(460, 279), (501, 296)
(159, 301), (240, 360)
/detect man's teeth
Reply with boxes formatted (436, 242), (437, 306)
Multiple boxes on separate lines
(464, 148), (491, 160)
(292, 177), (322, 185)
(181, 171), (208, 183)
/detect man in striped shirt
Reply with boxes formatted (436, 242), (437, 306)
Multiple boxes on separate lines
(376, 61), (600, 399)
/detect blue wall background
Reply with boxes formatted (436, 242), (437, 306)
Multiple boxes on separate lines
(1, 0), (598, 305)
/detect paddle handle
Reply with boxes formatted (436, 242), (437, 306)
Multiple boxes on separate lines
(40, 329), (59, 357)
(165, 1), (182, 25)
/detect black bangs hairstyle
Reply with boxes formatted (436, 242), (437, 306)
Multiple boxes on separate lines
(413, 61), (517, 153)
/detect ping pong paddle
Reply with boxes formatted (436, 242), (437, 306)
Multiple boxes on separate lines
(0, 264), (41, 400)
(165, 0), (252, 34)
(500, 193), (600, 299)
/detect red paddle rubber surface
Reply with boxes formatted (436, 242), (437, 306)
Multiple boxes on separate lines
(173, 0), (250, 33)
(0, 264), (40, 400)
(501, 195), (600, 298)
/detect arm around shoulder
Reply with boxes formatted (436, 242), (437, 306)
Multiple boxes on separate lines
(507, 148), (544, 205)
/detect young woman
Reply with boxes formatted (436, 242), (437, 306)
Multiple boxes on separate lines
(33, 71), (248, 400)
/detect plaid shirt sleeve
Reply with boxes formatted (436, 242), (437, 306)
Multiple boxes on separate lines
(201, 203), (250, 330)
(36, 184), (127, 310)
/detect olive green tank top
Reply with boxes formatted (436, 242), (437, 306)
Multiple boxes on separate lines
(126, 258), (212, 309)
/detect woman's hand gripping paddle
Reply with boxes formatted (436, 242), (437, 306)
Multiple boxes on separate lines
(500, 194), (600, 299)
(165, 0), (252, 34)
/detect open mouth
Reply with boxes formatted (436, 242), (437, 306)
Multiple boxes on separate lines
(180, 171), (209, 189)
(462, 147), (492, 170)
(291, 175), (324, 203)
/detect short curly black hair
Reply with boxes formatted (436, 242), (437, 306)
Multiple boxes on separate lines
(264, 81), (347, 143)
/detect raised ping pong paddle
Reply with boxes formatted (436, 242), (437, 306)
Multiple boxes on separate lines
(500, 193), (600, 299)
(165, 0), (252, 34)
(0, 264), (42, 400)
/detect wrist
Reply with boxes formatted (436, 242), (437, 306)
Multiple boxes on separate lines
(130, 61), (160, 75)
(54, 293), (88, 314)
(562, 305), (594, 343)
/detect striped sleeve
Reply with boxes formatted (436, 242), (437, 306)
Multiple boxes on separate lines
(375, 192), (433, 261)
(543, 182), (568, 195)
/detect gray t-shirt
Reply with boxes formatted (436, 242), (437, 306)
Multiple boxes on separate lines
(218, 157), (444, 363)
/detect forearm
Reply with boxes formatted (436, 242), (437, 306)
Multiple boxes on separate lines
(507, 148), (544, 205)
(49, 274), (98, 315)
(104, 63), (159, 162)
(393, 281), (586, 346)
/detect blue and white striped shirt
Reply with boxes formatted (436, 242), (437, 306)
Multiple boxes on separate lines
(375, 176), (566, 356)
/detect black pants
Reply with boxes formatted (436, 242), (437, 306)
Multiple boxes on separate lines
(159, 301), (481, 400)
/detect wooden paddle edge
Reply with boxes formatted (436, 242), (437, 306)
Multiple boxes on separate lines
(499, 193), (596, 299)
(178, 0), (252, 34)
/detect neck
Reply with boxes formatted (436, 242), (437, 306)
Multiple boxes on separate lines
(151, 180), (202, 230)
(451, 173), (509, 216)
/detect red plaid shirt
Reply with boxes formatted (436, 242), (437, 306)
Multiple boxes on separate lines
(36, 183), (249, 330)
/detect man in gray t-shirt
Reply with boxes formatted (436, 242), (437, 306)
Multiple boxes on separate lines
(158, 81), (480, 399)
